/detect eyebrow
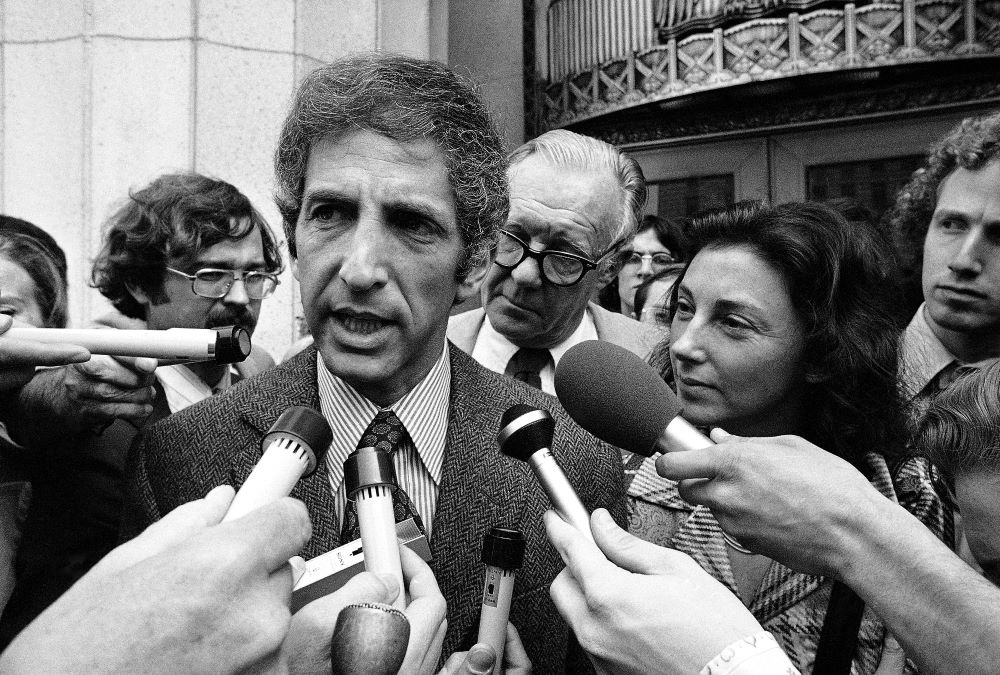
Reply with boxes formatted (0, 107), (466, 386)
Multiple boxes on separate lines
(677, 283), (767, 314)
(304, 187), (450, 230)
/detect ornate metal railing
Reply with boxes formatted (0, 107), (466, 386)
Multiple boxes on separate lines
(540, 0), (1000, 129)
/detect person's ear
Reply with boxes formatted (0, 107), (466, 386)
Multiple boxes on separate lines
(455, 255), (492, 306)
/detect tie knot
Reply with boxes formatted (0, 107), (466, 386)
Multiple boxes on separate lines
(505, 348), (551, 389)
(358, 409), (407, 454)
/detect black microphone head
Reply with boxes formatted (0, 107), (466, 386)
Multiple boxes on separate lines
(262, 406), (333, 475)
(212, 325), (252, 364)
(554, 340), (679, 457)
(497, 405), (555, 462)
(330, 602), (409, 675)
(482, 527), (526, 570)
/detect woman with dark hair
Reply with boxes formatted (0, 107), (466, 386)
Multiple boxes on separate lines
(598, 213), (686, 316)
(628, 201), (949, 674)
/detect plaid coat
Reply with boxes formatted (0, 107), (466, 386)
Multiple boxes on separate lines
(122, 345), (627, 674)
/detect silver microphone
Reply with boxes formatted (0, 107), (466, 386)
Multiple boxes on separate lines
(498, 405), (594, 542)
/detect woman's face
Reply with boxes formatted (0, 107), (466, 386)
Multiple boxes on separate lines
(669, 245), (809, 436)
(0, 255), (45, 327)
(617, 229), (674, 315)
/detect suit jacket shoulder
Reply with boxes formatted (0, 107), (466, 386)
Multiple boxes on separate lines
(446, 308), (486, 355)
(588, 302), (664, 360)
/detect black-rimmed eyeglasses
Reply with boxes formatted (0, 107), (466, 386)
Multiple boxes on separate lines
(166, 267), (280, 300)
(494, 230), (609, 287)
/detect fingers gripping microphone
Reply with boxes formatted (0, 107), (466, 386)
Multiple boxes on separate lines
(223, 406), (332, 522)
(330, 602), (410, 675)
(554, 340), (712, 456)
(343, 446), (405, 609)
(498, 405), (594, 542)
(477, 528), (525, 675)
(7, 325), (252, 364)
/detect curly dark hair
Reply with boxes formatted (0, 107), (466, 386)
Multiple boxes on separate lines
(274, 52), (508, 279)
(0, 215), (68, 327)
(649, 200), (907, 465)
(91, 173), (282, 320)
(885, 110), (1000, 311)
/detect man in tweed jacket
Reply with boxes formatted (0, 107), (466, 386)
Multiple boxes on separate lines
(121, 53), (625, 673)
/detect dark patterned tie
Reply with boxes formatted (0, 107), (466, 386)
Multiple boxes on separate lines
(504, 348), (551, 390)
(340, 409), (426, 542)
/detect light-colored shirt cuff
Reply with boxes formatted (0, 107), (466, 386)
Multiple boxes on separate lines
(700, 632), (800, 675)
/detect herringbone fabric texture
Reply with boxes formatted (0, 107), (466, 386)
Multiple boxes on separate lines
(340, 410), (426, 541)
(123, 345), (626, 674)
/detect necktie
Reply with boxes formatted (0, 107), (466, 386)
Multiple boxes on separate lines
(504, 348), (551, 390)
(340, 409), (426, 542)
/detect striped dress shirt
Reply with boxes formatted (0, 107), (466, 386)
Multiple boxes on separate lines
(316, 344), (450, 538)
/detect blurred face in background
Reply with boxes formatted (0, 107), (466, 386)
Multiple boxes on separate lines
(617, 228), (675, 317)
(638, 272), (681, 328)
(668, 245), (808, 437)
(0, 255), (45, 327)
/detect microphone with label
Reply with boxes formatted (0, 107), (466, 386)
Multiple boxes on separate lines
(477, 527), (525, 675)
(223, 406), (332, 522)
(343, 444), (405, 609)
(498, 405), (594, 542)
(554, 340), (713, 458)
(7, 325), (252, 365)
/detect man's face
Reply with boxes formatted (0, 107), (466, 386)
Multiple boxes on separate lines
(293, 130), (484, 406)
(955, 471), (1000, 587)
(482, 155), (621, 348)
(922, 160), (1000, 347)
(137, 225), (266, 334)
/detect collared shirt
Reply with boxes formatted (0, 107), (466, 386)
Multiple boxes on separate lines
(470, 309), (597, 395)
(900, 303), (999, 414)
(316, 344), (450, 538)
(156, 364), (233, 414)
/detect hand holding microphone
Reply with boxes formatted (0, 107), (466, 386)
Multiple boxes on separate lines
(476, 528), (525, 674)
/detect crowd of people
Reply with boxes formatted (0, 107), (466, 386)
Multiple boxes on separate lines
(0, 50), (997, 674)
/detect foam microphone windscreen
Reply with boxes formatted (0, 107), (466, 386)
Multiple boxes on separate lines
(555, 340), (679, 457)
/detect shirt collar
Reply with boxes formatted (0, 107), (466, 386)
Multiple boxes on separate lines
(476, 305), (598, 368)
(315, 343), (450, 483)
(900, 303), (959, 400)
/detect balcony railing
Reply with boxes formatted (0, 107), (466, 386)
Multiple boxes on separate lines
(548, 0), (656, 80)
(540, 0), (1000, 129)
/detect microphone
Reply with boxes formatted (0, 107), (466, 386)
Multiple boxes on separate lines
(498, 405), (594, 542)
(329, 602), (410, 675)
(477, 527), (525, 675)
(343, 445), (404, 609)
(223, 406), (332, 522)
(6, 325), (251, 364)
(554, 340), (712, 457)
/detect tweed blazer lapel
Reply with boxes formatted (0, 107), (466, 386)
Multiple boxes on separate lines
(431, 346), (532, 652)
(233, 348), (340, 559)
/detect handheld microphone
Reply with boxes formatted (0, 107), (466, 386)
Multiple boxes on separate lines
(329, 602), (410, 675)
(223, 406), (332, 522)
(6, 325), (251, 364)
(554, 340), (712, 457)
(477, 527), (525, 675)
(498, 405), (594, 542)
(343, 446), (404, 609)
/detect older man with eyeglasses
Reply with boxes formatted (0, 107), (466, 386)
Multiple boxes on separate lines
(0, 173), (283, 645)
(448, 129), (662, 395)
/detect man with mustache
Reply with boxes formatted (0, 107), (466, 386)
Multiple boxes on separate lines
(0, 173), (282, 644)
(448, 130), (661, 396)
(890, 111), (1000, 415)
